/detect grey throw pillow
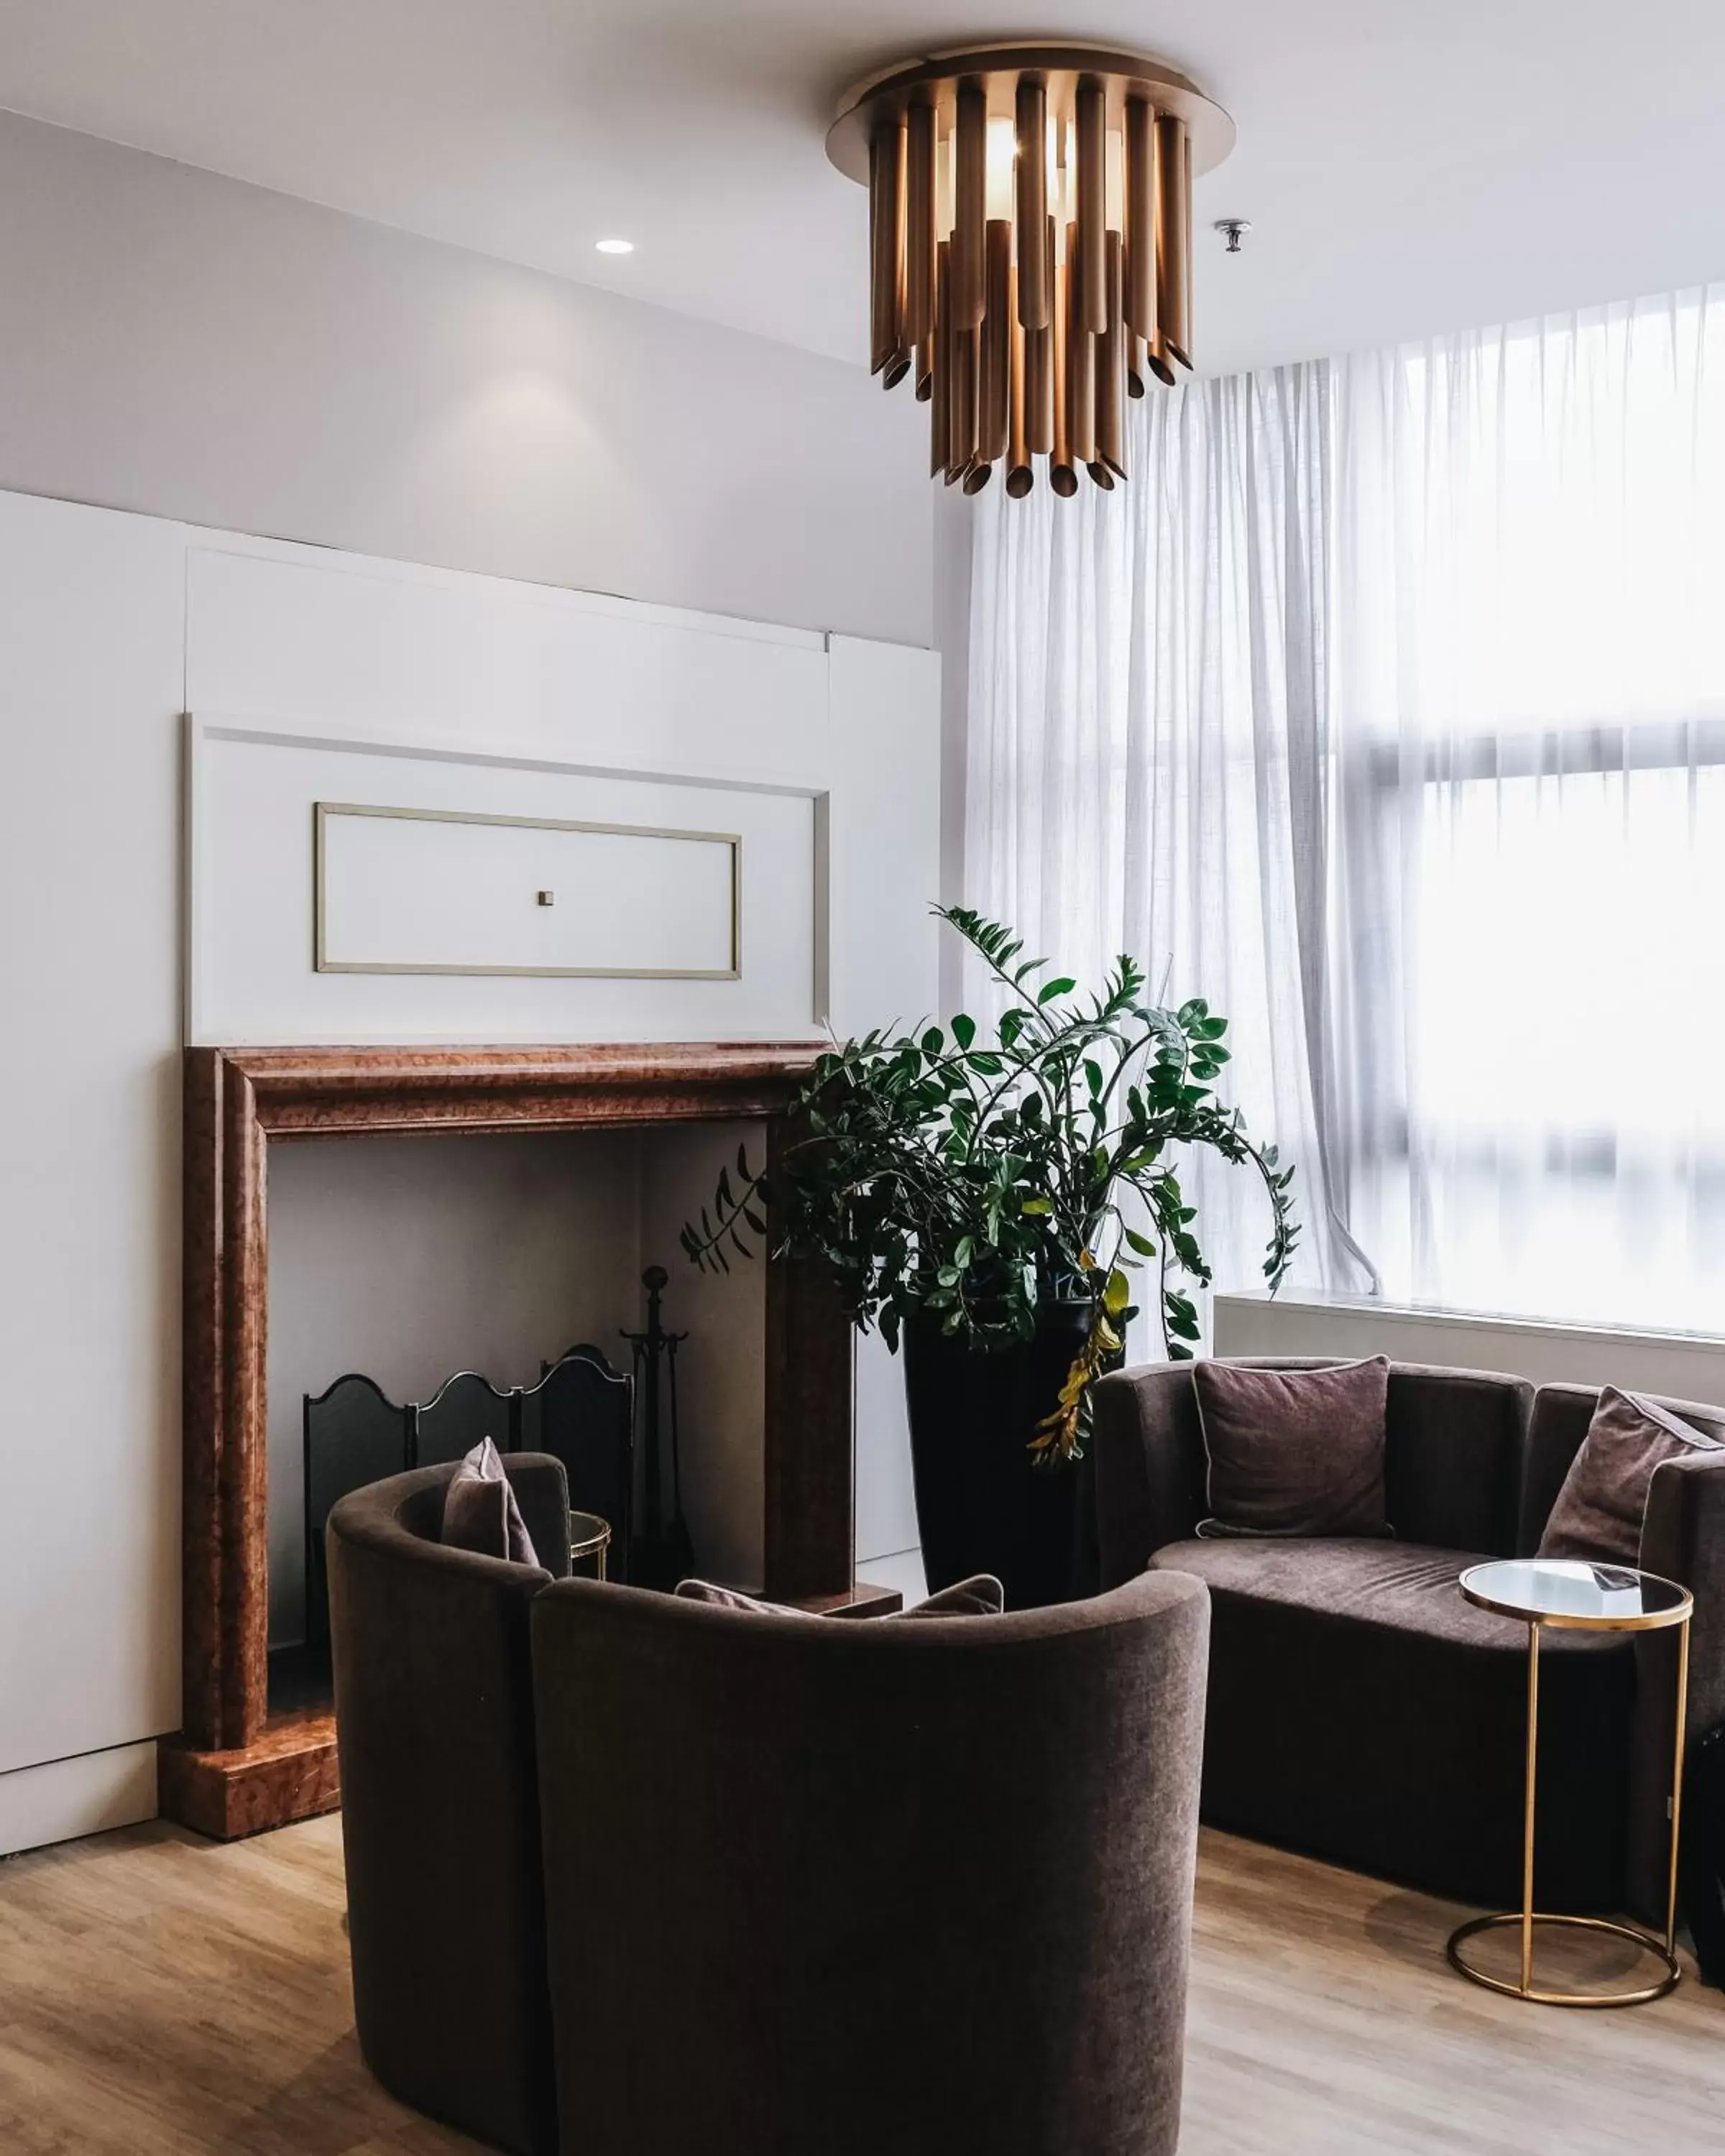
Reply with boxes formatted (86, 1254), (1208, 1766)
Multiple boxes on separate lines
(674, 1574), (1005, 1618)
(1538, 1387), (1720, 1566)
(440, 1437), (540, 1567)
(1194, 1355), (1391, 1539)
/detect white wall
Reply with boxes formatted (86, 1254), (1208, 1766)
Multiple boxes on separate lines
(0, 495), (938, 1856)
(0, 493), (183, 1850)
(0, 103), (942, 1852)
(0, 110), (931, 648)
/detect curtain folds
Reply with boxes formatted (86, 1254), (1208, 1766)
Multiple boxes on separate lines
(965, 287), (1725, 1329)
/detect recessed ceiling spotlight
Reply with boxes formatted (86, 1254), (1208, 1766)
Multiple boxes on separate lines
(594, 237), (635, 255)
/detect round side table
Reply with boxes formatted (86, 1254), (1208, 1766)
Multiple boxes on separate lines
(569, 1509), (612, 1582)
(1448, 1557), (1693, 2008)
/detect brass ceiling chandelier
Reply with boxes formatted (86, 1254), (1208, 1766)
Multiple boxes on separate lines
(827, 42), (1234, 497)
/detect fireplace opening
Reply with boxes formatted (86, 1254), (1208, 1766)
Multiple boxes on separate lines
(264, 1123), (765, 1723)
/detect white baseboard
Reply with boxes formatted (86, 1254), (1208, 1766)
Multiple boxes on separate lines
(1214, 1291), (1725, 1407)
(0, 1741), (158, 1858)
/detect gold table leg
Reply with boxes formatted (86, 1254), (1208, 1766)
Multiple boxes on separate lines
(1448, 1612), (1688, 2008)
(1521, 1619), (1539, 1994)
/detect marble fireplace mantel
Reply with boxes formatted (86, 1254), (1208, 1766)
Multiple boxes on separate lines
(160, 1041), (862, 1839)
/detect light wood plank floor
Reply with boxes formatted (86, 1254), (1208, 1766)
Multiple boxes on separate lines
(0, 1814), (1720, 2152)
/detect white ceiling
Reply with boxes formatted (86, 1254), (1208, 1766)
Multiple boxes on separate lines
(3, 1), (1724, 376)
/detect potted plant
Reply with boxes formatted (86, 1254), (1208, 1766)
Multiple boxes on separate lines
(682, 907), (1298, 1608)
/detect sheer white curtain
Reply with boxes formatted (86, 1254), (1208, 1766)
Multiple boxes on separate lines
(1335, 292), (1725, 1328)
(964, 360), (1374, 1297)
(966, 287), (1725, 1327)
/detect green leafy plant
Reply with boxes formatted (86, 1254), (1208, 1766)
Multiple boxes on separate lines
(682, 906), (1297, 1460)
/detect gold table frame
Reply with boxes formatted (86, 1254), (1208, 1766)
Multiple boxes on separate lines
(569, 1511), (612, 1580)
(1447, 1561), (1693, 2009)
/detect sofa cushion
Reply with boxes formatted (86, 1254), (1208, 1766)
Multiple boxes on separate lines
(1538, 1386), (1721, 1566)
(441, 1437), (540, 1569)
(1148, 1534), (1636, 1908)
(1194, 1355), (1390, 1539)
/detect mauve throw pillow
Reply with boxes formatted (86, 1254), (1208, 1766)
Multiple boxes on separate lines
(440, 1437), (540, 1567)
(1538, 1387), (1721, 1566)
(1194, 1356), (1391, 1539)
(674, 1575), (1005, 1618)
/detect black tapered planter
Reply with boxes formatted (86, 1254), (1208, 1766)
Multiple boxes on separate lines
(902, 1300), (1095, 1611)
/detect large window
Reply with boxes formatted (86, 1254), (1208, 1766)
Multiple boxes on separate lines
(968, 290), (1725, 1330)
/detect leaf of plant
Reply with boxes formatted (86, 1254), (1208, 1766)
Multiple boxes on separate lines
(952, 1013), (975, 1050)
(1123, 1226), (1158, 1258)
(1038, 977), (1077, 1004)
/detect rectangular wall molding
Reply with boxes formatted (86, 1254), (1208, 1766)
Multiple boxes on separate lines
(314, 801), (741, 980)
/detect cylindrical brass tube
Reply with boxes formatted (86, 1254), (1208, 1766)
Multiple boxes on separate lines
(1026, 321), (1054, 454)
(869, 116), (904, 377)
(1128, 331), (1146, 399)
(948, 326), (980, 482)
(954, 81), (987, 330)
(980, 217), (1011, 466)
(1007, 267), (1032, 495)
(1126, 96), (1156, 342)
(1154, 112), (1190, 368)
(904, 101), (937, 351)
(916, 336), (934, 402)
(931, 243), (951, 476)
(1065, 221), (1096, 465)
(1098, 229), (1126, 478)
(1075, 78), (1107, 336)
(1014, 75), (1049, 331)
(1050, 259), (1077, 497)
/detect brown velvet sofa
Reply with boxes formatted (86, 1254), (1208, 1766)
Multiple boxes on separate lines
(331, 1457), (1212, 2156)
(1093, 1357), (1725, 1921)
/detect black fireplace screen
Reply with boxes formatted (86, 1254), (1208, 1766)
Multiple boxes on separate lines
(303, 1344), (635, 1645)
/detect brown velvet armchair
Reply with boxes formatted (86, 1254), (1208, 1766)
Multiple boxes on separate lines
(328, 1452), (572, 2156)
(1093, 1358), (1725, 1922)
(528, 1568), (1210, 2156)
(331, 1459), (1212, 2156)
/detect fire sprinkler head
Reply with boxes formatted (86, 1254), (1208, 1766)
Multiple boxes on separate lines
(1214, 218), (1252, 254)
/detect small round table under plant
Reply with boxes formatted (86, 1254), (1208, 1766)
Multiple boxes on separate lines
(1448, 1557), (1693, 2008)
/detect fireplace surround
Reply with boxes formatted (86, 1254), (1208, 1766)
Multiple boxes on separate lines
(161, 1041), (864, 1838)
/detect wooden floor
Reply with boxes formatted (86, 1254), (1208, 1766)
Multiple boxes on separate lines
(0, 1815), (1721, 2153)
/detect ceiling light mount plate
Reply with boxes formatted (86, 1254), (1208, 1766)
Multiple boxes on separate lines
(826, 41), (1234, 181)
